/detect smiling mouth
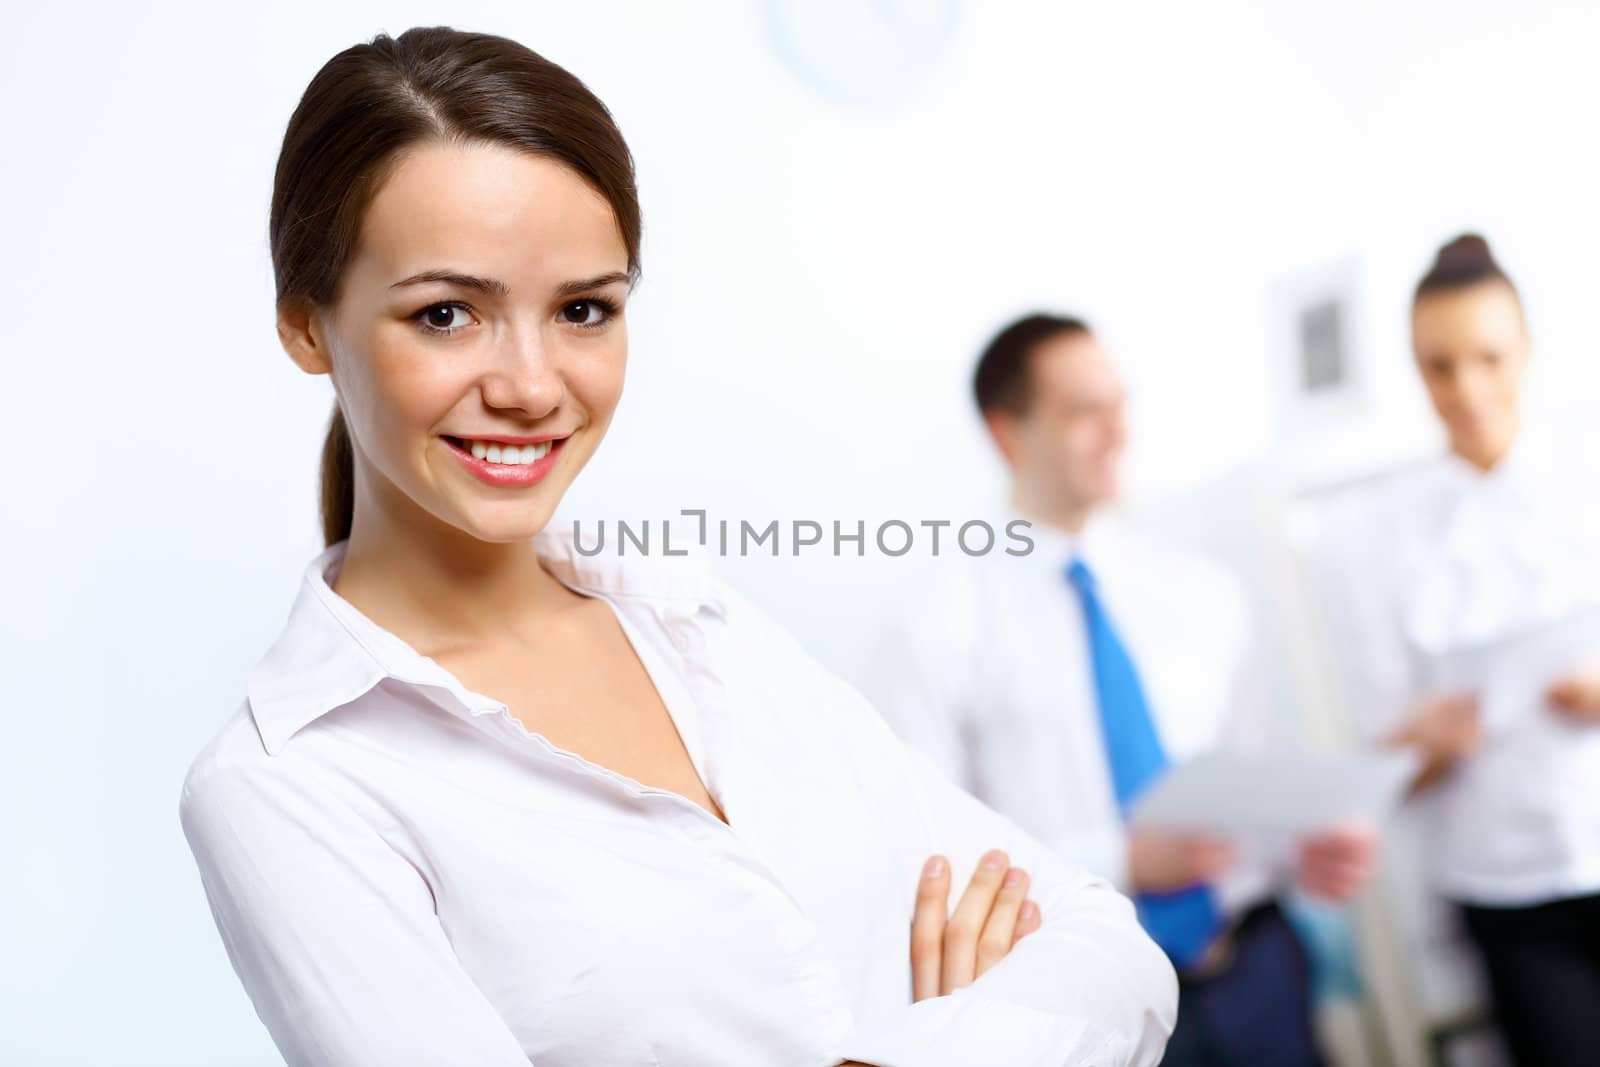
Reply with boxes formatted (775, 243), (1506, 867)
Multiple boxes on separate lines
(443, 435), (565, 466)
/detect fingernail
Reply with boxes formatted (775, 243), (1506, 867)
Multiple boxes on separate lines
(1020, 901), (1040, 924)
(982, 850), (1006, 870)
(923, 856), (946, 878)
(1004, 867), (1025, 888)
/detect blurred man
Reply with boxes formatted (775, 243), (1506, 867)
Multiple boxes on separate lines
(873, 313), (1376, 1067)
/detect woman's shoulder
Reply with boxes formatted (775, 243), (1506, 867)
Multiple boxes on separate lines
(182, 696), (270, 782)
(176, 693), (327, 840)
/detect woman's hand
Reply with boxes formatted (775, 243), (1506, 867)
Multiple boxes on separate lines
(1548, 669), (1600, 723)
(1388, 691), (1482, 791)
(1295, 822), (1378, 902)
(834, 853), (1044, 1062)
(910, 850), (1041, 1001)
(1127, 828), (1236, 893)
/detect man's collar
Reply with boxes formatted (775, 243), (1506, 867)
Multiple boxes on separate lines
(1006, 504), (1120, 575)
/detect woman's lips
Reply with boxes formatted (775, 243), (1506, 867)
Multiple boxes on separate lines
(442, 435), (567, 487)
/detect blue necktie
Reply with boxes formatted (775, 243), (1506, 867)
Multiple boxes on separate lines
(1066, 557), (1221, 969)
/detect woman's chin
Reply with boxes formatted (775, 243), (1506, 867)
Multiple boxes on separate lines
(1450, 427), (1513, 469)
(444, 499), (564, 545)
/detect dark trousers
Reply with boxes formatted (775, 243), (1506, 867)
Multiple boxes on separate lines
(1159, 901), (1325, 1067)
(1459, 892), (1600, 1067)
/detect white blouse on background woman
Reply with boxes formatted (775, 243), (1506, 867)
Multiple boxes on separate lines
(1314, 427), (1600, 906)
(180, 524), (1176, 1067)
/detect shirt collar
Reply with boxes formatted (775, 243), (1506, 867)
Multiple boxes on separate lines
(1437, 422), (1547, 493)
(246, 522), (724, 756)
(1005, 503), (1121, 578)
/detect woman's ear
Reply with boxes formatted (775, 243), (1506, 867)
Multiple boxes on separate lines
(277, 299), (333, 376)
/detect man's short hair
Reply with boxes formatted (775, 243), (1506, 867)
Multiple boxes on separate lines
(972, 313), (1092, 415)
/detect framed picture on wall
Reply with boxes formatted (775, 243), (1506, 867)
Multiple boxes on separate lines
(1266, 256), (1371, 441)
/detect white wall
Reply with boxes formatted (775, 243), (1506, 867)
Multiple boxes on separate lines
(6, 1), (1600, 1063)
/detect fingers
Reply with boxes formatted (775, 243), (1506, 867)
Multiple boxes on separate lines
(975, 866), (1030, 978)
(1399, 692), (1484, 759)
(1299, 824), (1378, 901)
(1013, 899), (1041, 945)
(1443, 701), (1486, 755)
(1185, 837), (1237, 881)
(910, 855), (950, 1002)
(914, 850), (1042, 1000)
(1299, 850), (1372, 901)
(942, 849), (1008, 994)
(1549, 674), (1600, 719)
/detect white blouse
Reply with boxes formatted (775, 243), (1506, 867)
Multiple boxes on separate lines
(179, 526), (1176, 1067)
(1313, 428), (1600, 905)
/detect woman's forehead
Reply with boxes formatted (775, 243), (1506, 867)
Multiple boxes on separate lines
(353, 141), (627, 287)
(1414, 285), (1524, 341)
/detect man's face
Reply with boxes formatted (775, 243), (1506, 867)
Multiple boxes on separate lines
(997, 331), (1129, 511)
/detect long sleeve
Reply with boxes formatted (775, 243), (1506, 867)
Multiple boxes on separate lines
(178, 752), (533, 1067)
(872, 568), (1134, 892)
(828, 679), (1178, 1066)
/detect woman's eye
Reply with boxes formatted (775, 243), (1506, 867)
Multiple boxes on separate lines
(559, 299), (613, 328)
(414, 302), (472, 334)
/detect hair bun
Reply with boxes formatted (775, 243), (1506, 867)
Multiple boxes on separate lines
(1415, 231), (1513, 301)
(1434, 233), (1497, 272)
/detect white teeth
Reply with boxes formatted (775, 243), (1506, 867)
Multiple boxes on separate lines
(460, 438), (555, 465)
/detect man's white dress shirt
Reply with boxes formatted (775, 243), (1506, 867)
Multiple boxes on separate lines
(1311, 428), (1600, 906)
(871, 511), (1285, 921)
(180, 524), (1176, 1067)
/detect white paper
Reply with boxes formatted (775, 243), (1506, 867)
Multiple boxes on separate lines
(1467, 610), (1600, 733)
(1129, 748), (1419, 836)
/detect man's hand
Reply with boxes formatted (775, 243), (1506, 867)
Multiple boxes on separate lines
(1548, 669), (1600, 723)
(1128, 828), (1235, 893)
(1295, 822), (1378, 902)
(910, 850), (1041, 1001)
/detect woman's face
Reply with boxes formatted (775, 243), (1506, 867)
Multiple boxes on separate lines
(1410, 280), (1529, 471)
(284, 139), (632, 544)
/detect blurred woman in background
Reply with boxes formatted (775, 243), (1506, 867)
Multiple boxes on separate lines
(1319, 234), (1600, 1066)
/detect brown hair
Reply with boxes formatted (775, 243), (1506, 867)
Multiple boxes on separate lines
(1414, 233), (1518, 307)
(269, 26), (642, 546)
(973, 312), (1091, 415)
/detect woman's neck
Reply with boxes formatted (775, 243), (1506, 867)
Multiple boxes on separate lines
(332, 502), (572, 658)
(1452, 417), (1523, 474)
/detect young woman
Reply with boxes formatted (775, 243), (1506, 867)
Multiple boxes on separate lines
(177, 26), (1176, 1067)
(1318, 235), (1600, 1066)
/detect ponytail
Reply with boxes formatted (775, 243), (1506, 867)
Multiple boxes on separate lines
(319, 404), (355, 547)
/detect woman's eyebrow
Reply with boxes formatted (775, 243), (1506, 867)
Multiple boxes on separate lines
(387, 270), (629, 297)
(389, 270), (511, 295)
(555, 271), (630, 296)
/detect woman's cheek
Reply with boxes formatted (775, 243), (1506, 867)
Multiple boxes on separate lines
(572, 340), (629, 416)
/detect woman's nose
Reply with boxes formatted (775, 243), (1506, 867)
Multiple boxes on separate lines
(479, 331), (563, 417)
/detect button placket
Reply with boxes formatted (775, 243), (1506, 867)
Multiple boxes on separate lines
(668, 605), (858, 1031)
(446, 591), (861, 1045)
